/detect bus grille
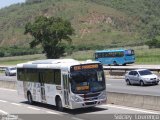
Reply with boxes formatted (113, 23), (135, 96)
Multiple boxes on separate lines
(80, 92), (100, 98)
(85, 101), (97, 105)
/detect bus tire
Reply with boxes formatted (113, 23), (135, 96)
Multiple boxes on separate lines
(56, 97), (63, 111)
(27, 92), (34, 105)
(123, 63), (126, 66)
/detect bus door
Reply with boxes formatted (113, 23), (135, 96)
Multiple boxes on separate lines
(62, 74), (70, 106)
(39, 72), (46, 103)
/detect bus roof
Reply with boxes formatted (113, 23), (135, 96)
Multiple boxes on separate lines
(17, 59), (100, 69)
(95, 49), (126, 53)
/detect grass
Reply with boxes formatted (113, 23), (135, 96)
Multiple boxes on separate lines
(134, 47), (160, 64)
(63, 50), (95, 61)
(0, 71), (4, 74)
(0, 46), (160, 65)
(0, 54), (45, 65)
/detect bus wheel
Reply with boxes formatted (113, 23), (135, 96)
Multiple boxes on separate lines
(123, 63), (126, 66)
(56, 97), (63, 111)
(27, 92), (33, 105)
(113, 61), (118, 66)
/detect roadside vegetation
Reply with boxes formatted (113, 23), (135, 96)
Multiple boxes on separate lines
(0, 46), (159, 65)
(0, 0), (160, 63)
(0, 0), (160, 55)
(0, 46), (41, 57)
(24, 16), (74, 58)
(0, 54), (45, 65)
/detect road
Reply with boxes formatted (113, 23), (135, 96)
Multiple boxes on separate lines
(0, 88), (159, 120)
(0, 74), (160, 96)
(0, 74), (16, 81)
(106, 79), (160, 96)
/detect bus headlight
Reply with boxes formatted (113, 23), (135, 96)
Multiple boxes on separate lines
(98, 91), (106, 100)
(71, 95), (83, 102)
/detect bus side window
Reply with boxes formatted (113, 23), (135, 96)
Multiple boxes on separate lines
(107, 52), (111, 57)
(98, 53), (101, 58)
(17, 68), (26, 81)
(17, 68), (22, 80)
(54, 69), (61, 85)
(104, 52), (108, 57)
(115, 52), (124, 57)
(43, 69), (54, 84)
(101, 53), (105, 58)
(27, 69), (38, 82)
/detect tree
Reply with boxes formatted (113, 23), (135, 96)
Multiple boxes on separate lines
(146, 36), (160, 48)
(26, 0), (43, 4)
(24, 16), (74, 58)
(145, 19), (160, 48)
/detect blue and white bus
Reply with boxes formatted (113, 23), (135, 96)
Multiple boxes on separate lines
(95, 49), (135, 65)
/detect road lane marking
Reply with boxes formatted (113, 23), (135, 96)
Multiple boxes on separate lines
(0, 88), (16, 92)
(0, 100), (7, 103)
(0, 109), (8, 115)
(11, 103), (21, 106)
(72, 117), (85, 120)
(106, 83), (111, 85)
(103, 104), (160, 114)
(46, 111), (59, 114)
(27, 107), (41, 111)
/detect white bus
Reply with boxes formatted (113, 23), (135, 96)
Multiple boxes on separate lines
(17, 59), (107, 111)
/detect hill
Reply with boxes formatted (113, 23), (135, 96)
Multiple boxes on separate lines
(0, 0), (160, 50)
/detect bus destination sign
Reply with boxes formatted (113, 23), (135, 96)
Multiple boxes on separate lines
(71, 64), (101, 71)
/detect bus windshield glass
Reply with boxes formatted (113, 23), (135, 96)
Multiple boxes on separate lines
(70, 70), (105, 94)
(125, 50), (134, 56)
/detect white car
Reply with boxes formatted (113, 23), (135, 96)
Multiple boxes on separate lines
(125, 69), (159, 86)
(5, 67), (17, 76)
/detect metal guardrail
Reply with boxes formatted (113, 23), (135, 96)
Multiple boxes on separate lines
(0, 65), (16, 71)
(0, 66), (7, 71)
(103, 65), (160, 73)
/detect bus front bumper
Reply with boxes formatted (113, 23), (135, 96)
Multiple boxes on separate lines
(70, 98), (107, 109)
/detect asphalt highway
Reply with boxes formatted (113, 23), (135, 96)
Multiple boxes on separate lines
(0, 74), (16, 81)
(0, 74), (160, 96)
(0, 88), (159, 120)
(106, 79), (160, 96)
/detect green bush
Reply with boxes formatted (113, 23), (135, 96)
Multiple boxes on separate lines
(0, 52), (5, 57)
(0, 47), (41, 57)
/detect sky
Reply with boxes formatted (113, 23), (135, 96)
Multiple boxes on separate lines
(0, 0), (25, 9)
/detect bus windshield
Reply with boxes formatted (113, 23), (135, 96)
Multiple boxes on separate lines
(125, 49), (134, 56)
(70, 70), (105, 94)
